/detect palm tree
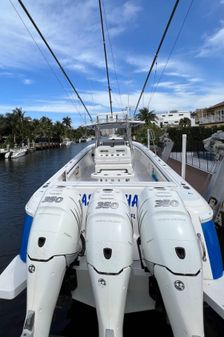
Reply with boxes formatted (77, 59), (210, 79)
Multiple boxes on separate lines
(39, 116), (53, 142)
(62, 116), (72, 139)
(62, 116), (72, 129)
(5, 107), (26, 145)
(53, 121), (65, 143)
(22, 116), (36, 147)
(179, 117), (191, 128)
(136, 107), (156, 124)
(0, 115), (8, 143)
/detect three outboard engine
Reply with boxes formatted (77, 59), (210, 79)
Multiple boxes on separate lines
(138, 188), (204, 337)
(21, 186), (82, 337)
(86, 189), (133, 337)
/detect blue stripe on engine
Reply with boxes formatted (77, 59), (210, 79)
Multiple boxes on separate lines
(201, 220), (223, 279)
(19, 214), (33, 262)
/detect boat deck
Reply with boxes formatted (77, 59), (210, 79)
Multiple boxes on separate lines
(72, 152), (158, 182)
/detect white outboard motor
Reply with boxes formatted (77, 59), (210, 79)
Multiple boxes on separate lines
(21, 186), (82, 337)
(138, 188), (204, 337)
(86, 189), (133, 337)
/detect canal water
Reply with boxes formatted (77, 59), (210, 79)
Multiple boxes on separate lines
(0, 143), (87, 336)
(0, 143), (224, 336)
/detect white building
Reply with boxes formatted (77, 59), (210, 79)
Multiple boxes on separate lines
(155, 110), (195, 127)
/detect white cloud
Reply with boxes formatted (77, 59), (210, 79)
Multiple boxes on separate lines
(125, 54), (203, 97)
(198, 26), (224, 57)
(165, 72), (190, 79)
(0, 1), (100, 70)
(0, 1), (223, 126)
(0, 71), (14, 78)
(0, 104), (16, 114)
(4, 79), (222, 119)
(188, 77), (203, 83)
(89, 76), (107, 84)
(23, 78), (33, 85)
(123, 2), (141, 18)
(144, 82), (224, 112)
(0, 0), (142, 74)
(125, 55), (150, 73)
(103, 1), (142, 37)
(126, 55), (198, 79)
(25, 102), (80, 114)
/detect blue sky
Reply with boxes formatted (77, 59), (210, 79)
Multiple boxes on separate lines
(0, 0), (224, 127)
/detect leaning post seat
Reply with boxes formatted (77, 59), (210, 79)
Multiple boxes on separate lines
(91, 145), (134, 181)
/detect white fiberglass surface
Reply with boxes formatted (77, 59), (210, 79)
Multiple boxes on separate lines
(65, 145), (168, 183)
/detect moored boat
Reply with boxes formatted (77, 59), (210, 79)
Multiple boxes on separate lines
(11, 148), (28, 159)
(0, 149), (8, 160)
(5, 150), (13, 159)
(61, 139), (73, 147)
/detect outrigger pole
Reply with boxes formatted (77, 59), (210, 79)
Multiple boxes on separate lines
(18, 0), (93, 122)
(98, 0), (113, 115)
(133, 0), (180, 116)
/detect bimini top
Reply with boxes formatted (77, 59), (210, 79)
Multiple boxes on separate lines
(86, 112), (145, 130)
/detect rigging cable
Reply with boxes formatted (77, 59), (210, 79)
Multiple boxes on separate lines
(17, 0), (93, 122)
(133, 0), (180, 116)
(147, 0), (195, 109)
(102, 1), (123, 108)
(9, 0), (86, 124)
(147, 61), (158, 109)
(98, 0), (113, 114)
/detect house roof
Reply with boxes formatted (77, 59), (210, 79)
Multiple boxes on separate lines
(208, 101), (224, 110)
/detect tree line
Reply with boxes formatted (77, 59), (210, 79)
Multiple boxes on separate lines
(134, 107), (223, 152)
(0, 107), (93, 147)
(1, 106), (219, 151)
(0, 106), (160, 148)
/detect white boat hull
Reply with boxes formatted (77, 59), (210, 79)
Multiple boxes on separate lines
(0, 113), (223, 337)
(10, 148), (27, 159)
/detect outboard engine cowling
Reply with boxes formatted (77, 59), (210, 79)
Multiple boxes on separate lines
(138, 187), (204, 337)
(21, 186), (82, 337)
(86, 189), (133, 337)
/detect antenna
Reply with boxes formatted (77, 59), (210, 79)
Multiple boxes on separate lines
(133, 0), (180, 116)
(98, 0), (113, 114)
